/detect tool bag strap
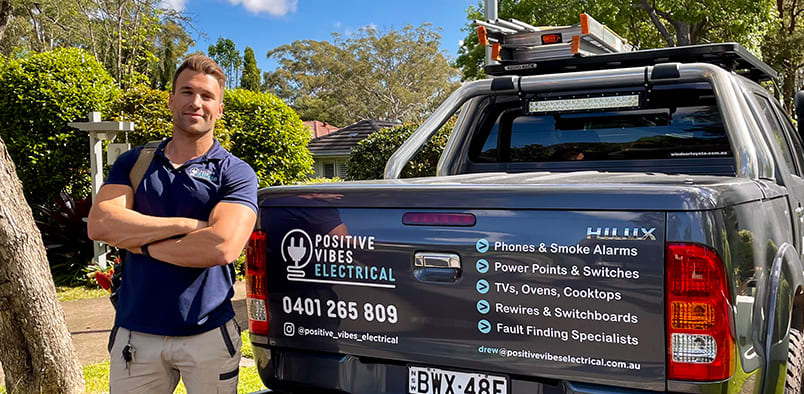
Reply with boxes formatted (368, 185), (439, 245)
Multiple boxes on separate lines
(128, 140), (162, 192)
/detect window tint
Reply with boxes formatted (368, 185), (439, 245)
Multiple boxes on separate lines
(471, 105), (731, 163)
(754, 95), (798, 175)
(772, 100), (804, 174)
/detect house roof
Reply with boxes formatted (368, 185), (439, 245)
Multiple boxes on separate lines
(307, 119), (400, 155)
(303, 120), (340, 138)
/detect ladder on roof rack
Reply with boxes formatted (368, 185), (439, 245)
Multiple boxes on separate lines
(475, 14), (636, 64)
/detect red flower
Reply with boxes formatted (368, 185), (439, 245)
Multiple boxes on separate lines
(94, 271), (112, 292)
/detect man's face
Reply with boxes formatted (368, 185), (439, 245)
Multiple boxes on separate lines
(169, 70), (223, 137)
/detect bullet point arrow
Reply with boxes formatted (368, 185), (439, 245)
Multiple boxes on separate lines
(476, 279), (489, 294)
(478, 319), (491, 334)
(476, 259), (489, 273)
(477, 300), (490, 314)
(476, 239), (489, 253)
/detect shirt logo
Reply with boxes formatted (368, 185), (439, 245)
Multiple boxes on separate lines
(188, 167), (218, 182)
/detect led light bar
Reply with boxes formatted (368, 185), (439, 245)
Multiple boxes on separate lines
(671, 333), (717, 363)
(529, 94), (640, 113)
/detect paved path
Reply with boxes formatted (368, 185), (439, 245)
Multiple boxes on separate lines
(0, 281), (251, 384)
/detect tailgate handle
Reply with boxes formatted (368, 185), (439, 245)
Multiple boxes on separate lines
(414, 253), (461, 283)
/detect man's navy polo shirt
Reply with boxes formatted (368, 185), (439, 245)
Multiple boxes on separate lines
(105, 138), (257, 336)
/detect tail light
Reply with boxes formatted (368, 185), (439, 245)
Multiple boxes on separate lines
(246, 230), (269, 335)
(666, 243), (735, 381)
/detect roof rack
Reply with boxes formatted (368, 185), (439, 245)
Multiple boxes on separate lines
(476, 14), (635, 63)
(483, 43), (778, 83)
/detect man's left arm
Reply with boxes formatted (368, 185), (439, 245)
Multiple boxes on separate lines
(141, 201), (256, 268)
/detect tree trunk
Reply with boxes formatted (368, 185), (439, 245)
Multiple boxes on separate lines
(0, 136), (84, 393)
(0, 1), (12, 43)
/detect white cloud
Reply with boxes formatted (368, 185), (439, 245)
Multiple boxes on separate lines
(160, 0), (187, 11)
(334, 21), (342, 28)
(228, 0), (298, 15)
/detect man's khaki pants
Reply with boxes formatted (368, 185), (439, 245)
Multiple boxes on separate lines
(109, 319), (242, 393)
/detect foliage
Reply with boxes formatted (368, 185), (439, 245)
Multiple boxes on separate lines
(346, 119), (455, 180)
(209, 37), (242, 89)
(34, 193), (95, 286)
(264, 24), (460, 126)
(241, 46), (261, 91)
(241, 330), (255, 359)
(761, 3), (804, 113)
(0, 48), (119, 207)
(110, 84), (174, 146)
(150, 21), (195, 91)
(299, 177), (344, 184)
(223, 89), (313, 187)
(0, 0), (194, 88)
(455, 0), (772, 81)
(636, 0), (772, 47)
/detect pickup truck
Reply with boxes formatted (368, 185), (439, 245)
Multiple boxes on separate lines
(244, 43), (804, 394)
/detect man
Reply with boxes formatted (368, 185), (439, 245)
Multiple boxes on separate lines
(88, 55), (258, 393)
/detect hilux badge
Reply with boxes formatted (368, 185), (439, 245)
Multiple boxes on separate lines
(587, 227), (656, 240)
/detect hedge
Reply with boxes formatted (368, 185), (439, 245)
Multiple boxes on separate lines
(0, 48), (119, 206)
(346, 119), (454, 180)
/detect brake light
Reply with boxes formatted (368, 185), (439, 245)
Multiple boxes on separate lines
(246, 230), (269, 335)
(402, 212), (476, 226)
(666, 243), (734, 381)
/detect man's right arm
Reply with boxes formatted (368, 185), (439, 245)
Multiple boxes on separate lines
(87, 184), (206, 249)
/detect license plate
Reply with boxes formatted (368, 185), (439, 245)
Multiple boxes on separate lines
(408, 366), (508, 394)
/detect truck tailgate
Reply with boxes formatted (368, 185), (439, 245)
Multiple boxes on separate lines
(263, 206), (666, 391)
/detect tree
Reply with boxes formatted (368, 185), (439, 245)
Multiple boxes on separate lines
(455, 0), (772, 81)
(240, 46), (261, 91)
(208, 37), (242, 89)
(637, 0), (771, 47)
(761, 1), (804, 112)
(150, 20), (194, 91)
(264, 24), (460, 126)
(0, 135), (84, 392)
(0, 0), (194, 88)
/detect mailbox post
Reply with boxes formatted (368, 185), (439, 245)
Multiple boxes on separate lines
(68, 112), (135, 268)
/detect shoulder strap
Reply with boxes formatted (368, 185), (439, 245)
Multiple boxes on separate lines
(128, 140), (162, 192)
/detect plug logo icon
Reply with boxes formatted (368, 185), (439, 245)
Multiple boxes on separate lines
(282, 229), (312, 279)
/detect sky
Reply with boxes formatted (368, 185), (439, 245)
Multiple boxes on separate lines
(165, 0), (479, 73)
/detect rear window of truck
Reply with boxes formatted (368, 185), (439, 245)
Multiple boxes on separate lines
(469, 84), (732, 163)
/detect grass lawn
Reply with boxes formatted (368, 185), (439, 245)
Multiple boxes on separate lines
(55, 285), (108, 302)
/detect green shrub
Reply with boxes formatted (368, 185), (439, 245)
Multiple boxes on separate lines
(223, 89), (313, 186)
(110, 84), (172, 146)
(346, 120), (454, 180)
(298, 177), (344, 184)
(0, 48), (119, 206)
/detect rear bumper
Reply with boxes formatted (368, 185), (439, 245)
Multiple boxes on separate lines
(253, 343), (659, 394)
